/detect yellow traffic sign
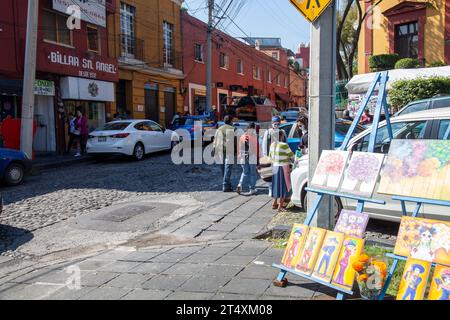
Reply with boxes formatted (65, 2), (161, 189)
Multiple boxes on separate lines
(290, 0), (334, 23)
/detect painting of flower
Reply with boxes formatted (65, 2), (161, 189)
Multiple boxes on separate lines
(310, 151), (350, 191)
(378, 140), (450, 201)
(340, 152), (385, 197)
(394, 217), (450, 266)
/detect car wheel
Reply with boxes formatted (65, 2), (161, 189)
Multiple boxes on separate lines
(301, 192), (343, 223)
(4, 163), (25, 186)
(133, 143), (145, 161)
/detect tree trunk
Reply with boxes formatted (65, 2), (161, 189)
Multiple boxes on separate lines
(336, 0), (354, 80)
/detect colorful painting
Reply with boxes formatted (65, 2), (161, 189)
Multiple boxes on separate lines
(310, 150), (350, 191)
(331, 236), (365, 289)
(396, 258), (431, 300)
(394, 216), (450, 265)
(428, 265), (450, 300)
(378, 140), (450, 201)
(340, 152), (385, 197)
(334, 210), (369, 238)
(280, 224), (308, 269)
(294, 227), (327, 275)
(311, 231), (345, 283)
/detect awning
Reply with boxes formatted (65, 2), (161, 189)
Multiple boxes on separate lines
(0, 79), (23, 96)
(275, 92), (291, 104)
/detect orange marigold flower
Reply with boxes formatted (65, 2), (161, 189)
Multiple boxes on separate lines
(358, 274), (368, 282)
(352, 261), (364, 272)
(359, 254), (370, 263)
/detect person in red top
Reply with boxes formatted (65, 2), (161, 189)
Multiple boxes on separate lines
(359, 109), (373, 125)
(75, 107), (89, 157)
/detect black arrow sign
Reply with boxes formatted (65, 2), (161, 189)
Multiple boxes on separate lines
(306, 0), (322, 9)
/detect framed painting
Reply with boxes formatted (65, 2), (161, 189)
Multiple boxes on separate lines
(280, 224), (308, 269)
(311, 231), (345, 283)
(340, 152), (385, 197)
(378, 140), (450, 201)
(310, 150), (350, 191)
(294, 227), (327, 276)
(334, 210), (369, 238)
(427, 265), (450, 300)
(331, 236), (365, 289)
(394, 216), (450, 265)
(396, 258), (431, 300)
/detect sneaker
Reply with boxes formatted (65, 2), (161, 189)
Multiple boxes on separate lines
(245, 189), (257, 196)
(236, 185), (242, 195)
(74, 153), (81, 157)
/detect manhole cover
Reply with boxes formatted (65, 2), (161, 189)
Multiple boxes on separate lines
(94, 205), (155, 222)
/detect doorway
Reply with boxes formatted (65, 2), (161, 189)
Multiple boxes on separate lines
(145, 84), (159, 123)
(164, 88), (176, 127)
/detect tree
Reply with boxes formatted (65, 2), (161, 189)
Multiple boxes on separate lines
(336, 0), (384, 80)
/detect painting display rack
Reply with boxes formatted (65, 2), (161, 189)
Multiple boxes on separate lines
(272, 187), (386, 300)
(378, 195), (450, 300)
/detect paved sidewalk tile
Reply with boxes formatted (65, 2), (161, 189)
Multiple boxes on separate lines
(75, 259), (114, 271)
(236, 265), (277, 280)
(165, 291), (214, 300)
(80, 287), (132, 300)
(106, 273), (153, 289)
(198, 231), (228, 240)
(212, 293), (260, 300)
(214, 255), (256, 266)
(229, 245), (268, 257)
(183, 254), (222, 264)
(47, 287), (97, 300)
(97, 261), (141, 273)
(166, 246), (204, 255)
(206, 223), (237, 232)
(149, 253), (193, 263)
(121, 289), (172, 300)
(220, 277), (270, 295)
(162, 263), (207, 275)
(263, 281), (319, 298)
(81, 271), (120, 287)
(197, 246), (234, 256)
(200, 264), (243, 278)
(0, 283), (63, 300)
(93, 250), (132, 261)
(119, 251), (164, 262)
(180, 276), (232, 293)
(142, 274), (191, 291)
(130, 262), (174, 274)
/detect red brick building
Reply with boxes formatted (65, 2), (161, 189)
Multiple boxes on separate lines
(295, 43), (310, 70)
(181, 12), (290, 116)
(0, 0), (118, 153)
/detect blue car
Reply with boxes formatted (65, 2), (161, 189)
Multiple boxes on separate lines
(280, 120), (366, 152)
(170, 116), (216, 141)
(0, 148), (32, 186)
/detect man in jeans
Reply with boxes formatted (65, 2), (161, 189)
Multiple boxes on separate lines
(213, 116), (236, 192)
(236, 122), (259, 196)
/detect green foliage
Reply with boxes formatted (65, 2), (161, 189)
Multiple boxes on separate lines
(369, 54), (400, 71)
(395, 58), (420, 69)
(389, 77), (450, 110)
(428, 61), (447, 67)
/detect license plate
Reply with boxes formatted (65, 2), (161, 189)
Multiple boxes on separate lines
(98, 137), (107, 142)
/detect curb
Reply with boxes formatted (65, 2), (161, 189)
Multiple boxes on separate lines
(32, 156), (95, 172)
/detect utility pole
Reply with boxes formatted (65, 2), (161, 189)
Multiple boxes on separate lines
(20, 0), (39, 158)
(206, 0), (214, 114)
(307, 3), (337, 229)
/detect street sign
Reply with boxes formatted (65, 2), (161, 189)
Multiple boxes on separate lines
(290, 0), (334, 23)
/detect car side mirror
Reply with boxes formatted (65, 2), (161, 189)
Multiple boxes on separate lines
(161, 127), (166, 133)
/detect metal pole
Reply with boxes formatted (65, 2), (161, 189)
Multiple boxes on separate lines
(206, 0), (214, 114)
(307, 3), (337, 229)
(20, 0), (39, 158)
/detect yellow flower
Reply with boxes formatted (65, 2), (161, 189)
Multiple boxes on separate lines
(359, 254), (370, 263)
(358, 274), (368, 282)
(352, 261), (365, 272)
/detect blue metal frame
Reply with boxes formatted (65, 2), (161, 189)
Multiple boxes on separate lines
(378, 195), (450, 300)
(271, 72), (393, 300)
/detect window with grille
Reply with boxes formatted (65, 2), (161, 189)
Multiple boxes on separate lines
(253, 66), (260, 80)
(163, 21), (174, 66)
(395, 22), (419, 59)
(42, 10), (72, 46)
(219, 53), (229, 69)
(120, 2), (136, 58)
(237, 59), (243, 74)
(87, 25), (100, 53)
(194, 44), (204, 62)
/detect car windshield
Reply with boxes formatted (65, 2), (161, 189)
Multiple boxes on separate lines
(336, 122), (363, 136)
(99, 122), (131, 131)
(172, 118), (187, 126)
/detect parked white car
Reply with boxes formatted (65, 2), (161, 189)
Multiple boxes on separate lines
(87, 120), (178, 160)
(291, 108), (450, 222)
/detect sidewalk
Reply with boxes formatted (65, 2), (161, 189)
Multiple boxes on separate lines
(0, 240), (336, 300)
(32, 153), (93, 171)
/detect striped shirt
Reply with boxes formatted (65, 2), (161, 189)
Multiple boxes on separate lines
(269, 142), (294, 166)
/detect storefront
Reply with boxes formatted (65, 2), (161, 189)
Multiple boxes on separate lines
(60, 77), (114, 132)
(33, 80), (56, 152)
(193, 88), (207, 115)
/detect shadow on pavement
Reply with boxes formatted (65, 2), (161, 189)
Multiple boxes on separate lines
(0, 225), (33, 254)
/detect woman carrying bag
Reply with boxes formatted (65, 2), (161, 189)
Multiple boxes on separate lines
(269, 129), (294, 212)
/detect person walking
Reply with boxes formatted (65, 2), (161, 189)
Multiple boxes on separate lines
(262, 116), (281, 157)
(75, 107), (89, 157)
(66, 113), (77, 154)
(213, 115), (237, 192)
(236, 122), (259, 196)
(269, 129), (294, 212)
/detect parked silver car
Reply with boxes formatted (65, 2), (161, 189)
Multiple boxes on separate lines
(291, 107), (450, 222)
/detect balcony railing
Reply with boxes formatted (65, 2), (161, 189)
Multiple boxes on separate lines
(119, 35), (144, 61)
(162, 50), (183, 71)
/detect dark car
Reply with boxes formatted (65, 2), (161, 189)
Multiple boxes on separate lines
(170, 115), (216, 141)
(0, 148), (32, 186)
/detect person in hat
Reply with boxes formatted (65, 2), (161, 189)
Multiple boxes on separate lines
(262, 115), (282, 158)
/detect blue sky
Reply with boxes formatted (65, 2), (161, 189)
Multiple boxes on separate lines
(183, 0), (311, 52)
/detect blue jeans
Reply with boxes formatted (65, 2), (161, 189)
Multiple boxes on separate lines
(221, 163), (234, 189)
(239, 164), (257, 191)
